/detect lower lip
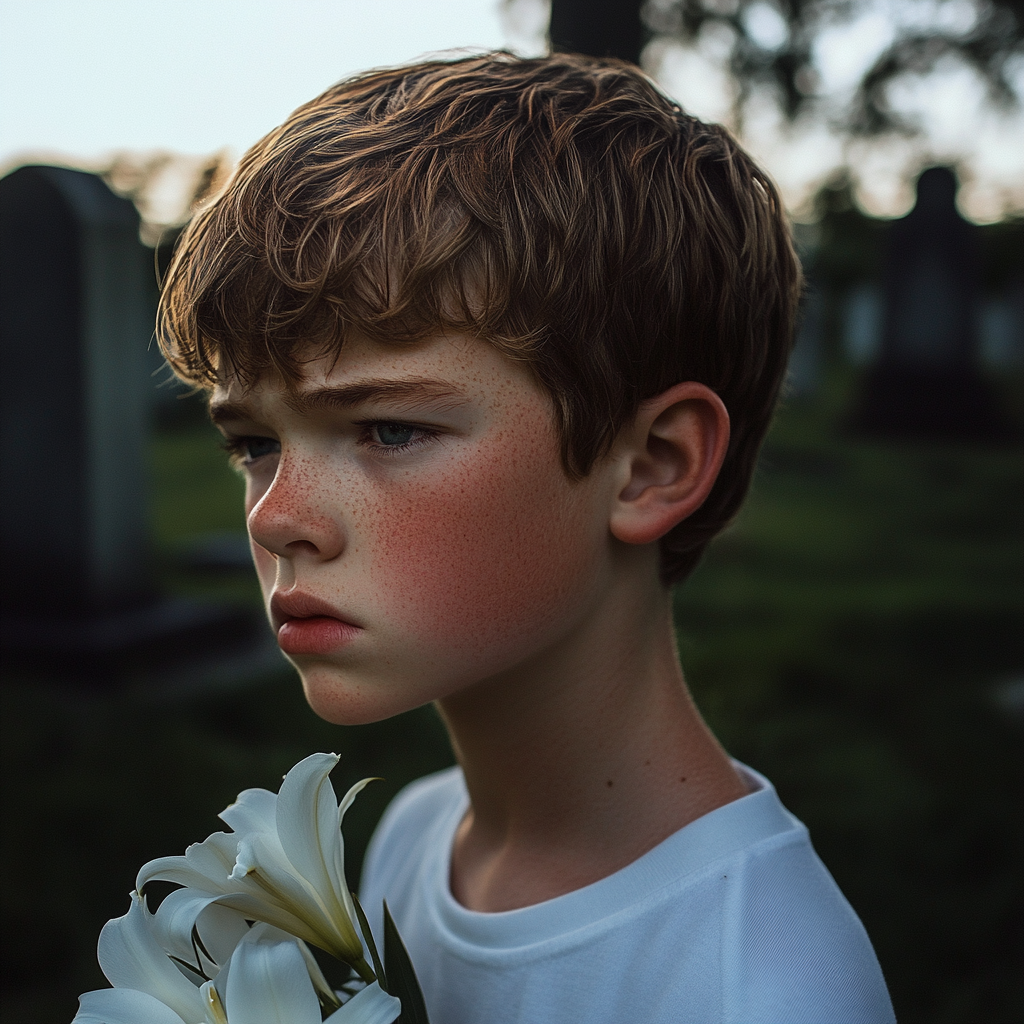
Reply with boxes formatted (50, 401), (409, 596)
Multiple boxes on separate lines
(277, 617), (361, 656)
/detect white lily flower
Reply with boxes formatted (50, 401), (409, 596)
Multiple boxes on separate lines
(73, 900), (400, 1024)
(73, 987), (197, 1024)
(137, 753), (374, 980)
(150, 888), (251, 981)
(72, 890), (226, 1024)
(209, 924), (401, 1024)
(325, 982), (404, 1024)
(87, 890), (208, 1023)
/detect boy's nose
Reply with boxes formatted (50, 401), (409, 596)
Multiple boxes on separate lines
(247, 462), (345, 562)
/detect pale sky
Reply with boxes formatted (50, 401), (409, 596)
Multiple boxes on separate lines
(2, 0), (1021, 221)
(0, 0), (510, 159)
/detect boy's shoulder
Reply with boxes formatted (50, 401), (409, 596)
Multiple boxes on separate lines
(360, 765), (896, 1024)
(360, 766), (465, 906)
(367, 765), (465, 858)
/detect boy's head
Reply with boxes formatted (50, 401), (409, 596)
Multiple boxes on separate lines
(160, 51), (800, 586)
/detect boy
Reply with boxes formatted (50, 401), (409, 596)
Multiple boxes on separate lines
(159, 52), (895, 1023)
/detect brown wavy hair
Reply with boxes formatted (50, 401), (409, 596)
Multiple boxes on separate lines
(158, 51), (801, 584)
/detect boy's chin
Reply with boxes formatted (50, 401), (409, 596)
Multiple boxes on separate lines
(298, 666), (427, 726)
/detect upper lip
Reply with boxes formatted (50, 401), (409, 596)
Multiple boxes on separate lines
(270, 591), (357, 630)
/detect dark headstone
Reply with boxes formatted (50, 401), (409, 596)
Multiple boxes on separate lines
(843, 283), (883, 364)
(848, 166), (1010, 440)
(1, 166), (152, 616)
(884, 167), (977, 368)
(788, 280), (824, 397)
(0, 166), (257, 680)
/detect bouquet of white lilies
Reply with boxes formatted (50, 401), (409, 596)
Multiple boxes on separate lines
(73, 753), (428, 1024)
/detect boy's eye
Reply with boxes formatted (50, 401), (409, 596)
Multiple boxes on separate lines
(357, 420), (436, 456)
(223, 435), (280, 464)
(244, 436), (281, 460)
(373, 423), (416, 446)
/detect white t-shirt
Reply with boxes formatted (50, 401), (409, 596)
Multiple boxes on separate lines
(359, 764), (896, 1024)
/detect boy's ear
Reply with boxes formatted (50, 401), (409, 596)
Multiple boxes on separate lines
(609, 382), (730, 546)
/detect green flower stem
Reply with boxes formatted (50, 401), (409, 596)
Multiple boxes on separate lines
(354, 953), (377, 985)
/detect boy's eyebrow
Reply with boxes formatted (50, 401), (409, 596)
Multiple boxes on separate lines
(287, 378), (470, 414)
(209, 377), (469, 424)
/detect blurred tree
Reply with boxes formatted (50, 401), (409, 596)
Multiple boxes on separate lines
(641, 0), (1024, 135)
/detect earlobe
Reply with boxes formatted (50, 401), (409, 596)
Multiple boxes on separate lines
(609, 382), (729, 546)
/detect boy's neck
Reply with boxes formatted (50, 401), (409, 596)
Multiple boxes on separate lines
(437, 548), (748, 914)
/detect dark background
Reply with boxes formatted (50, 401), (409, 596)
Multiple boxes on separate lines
(3, 273), (1021, 1024)
(2, 1), (1023, 1016)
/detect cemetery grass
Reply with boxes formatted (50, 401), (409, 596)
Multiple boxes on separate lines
(1, 373), (1021, 1024)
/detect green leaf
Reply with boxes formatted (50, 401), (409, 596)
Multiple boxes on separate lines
(351, 891), (386, 990)
(382, 899), (430, 1024)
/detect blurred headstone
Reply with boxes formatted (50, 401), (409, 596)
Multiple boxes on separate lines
(848, 167), (1009, 440)
(843, 284), (882, 365)
(787, 281), (824, 397)
(0, 165), (256, 680)
(979, 280), (1024, 369)
(1, 166), (151, 613)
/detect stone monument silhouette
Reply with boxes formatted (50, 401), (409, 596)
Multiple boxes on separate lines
(0, 165), (260, 681)
(848, 166), (1008, 439)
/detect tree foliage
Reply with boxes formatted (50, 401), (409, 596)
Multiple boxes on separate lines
(641, 0), (1024, 133)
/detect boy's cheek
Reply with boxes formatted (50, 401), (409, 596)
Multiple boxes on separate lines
(364, 457), (600, 657)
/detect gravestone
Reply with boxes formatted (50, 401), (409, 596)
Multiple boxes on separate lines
(787, 280), (824, 397)
(848, 166), (1008, 439)
(0, 166), (256, 679)
(979, 279), (1024, 369)
(1, 165), (151, 614)
(843, 284), (882, 365)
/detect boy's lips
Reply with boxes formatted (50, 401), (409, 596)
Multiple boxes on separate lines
(270, 591), (362, 656)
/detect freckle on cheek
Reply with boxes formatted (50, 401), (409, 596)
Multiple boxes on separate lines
(368, 433), (591, 660)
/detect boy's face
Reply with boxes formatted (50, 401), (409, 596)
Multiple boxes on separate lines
(211, 332), (620, 724)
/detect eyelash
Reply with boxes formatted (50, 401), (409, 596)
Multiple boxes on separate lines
(220, 436), (278, 469)
(220, 421), (437, 467)
(355, 421), (437, 456)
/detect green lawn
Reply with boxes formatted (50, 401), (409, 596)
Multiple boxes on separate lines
(2, 373), (1021, 1023)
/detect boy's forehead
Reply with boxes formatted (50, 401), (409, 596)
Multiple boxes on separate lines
(208, 332), (545, 423)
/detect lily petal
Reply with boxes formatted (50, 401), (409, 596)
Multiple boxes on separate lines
(152, 888), (250, 974)
(335, 778), (377, 932)
(227, 828), (344, 946)
(97, 892), (204, 1024)
(218, 923), (322, 1024)
(274, 753), (364, 962)
(138, 831), (239, 893)
(324, 982), (403, 1024)
(229, 831), (318, 910)
(219, 786), (278, 837)
(135, 754), (375, 977)
(274, 753), (343, 901)
(258, 927), (341, 1010)
(195, 901), (253, 969)
(200, 890), (328, 950)
(73, 987), (189, 1024)
(140, 831), (333, 958)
